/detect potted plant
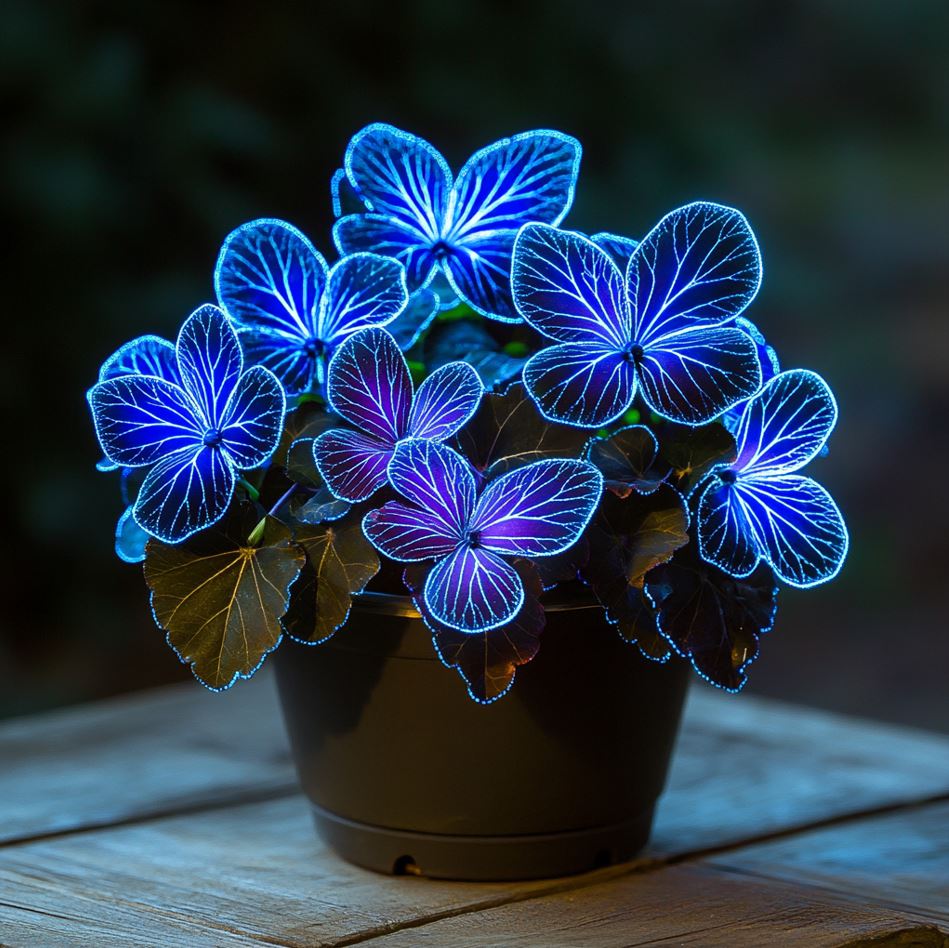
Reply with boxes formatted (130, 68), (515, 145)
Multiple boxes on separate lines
(86, 124), (848, 880)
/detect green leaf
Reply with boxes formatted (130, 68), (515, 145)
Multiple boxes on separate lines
(581, 485), (689, 658)
(645, 544), (778, 691)
(455, 382), (590, 478)
(658, 421), (737, 496)
(282, 508), (380, 644)
(144, 509), (305, 690)
(404, 559), (545, 704)
(585, 424), (670, 497)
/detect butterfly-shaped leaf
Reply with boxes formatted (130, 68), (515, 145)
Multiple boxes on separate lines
(581, 485), (689, 658)
(145, 508), (305, 690)
(281, 508), (380, 645)
(645, 544), (778, 691)
(454, 382), (589, 479)
(512, 205), (763, 427)
(405, 559), (545, 704)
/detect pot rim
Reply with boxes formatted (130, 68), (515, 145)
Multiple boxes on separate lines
(353, 586), (601, 619)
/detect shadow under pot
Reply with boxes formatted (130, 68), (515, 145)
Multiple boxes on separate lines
(272, 590), (689, 881)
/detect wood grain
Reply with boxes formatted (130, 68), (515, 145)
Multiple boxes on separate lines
(2, 677), (949, 945)
(706, 801), (949, 922)
(0, 672), (294, 845)
(365, 863), (946, 948)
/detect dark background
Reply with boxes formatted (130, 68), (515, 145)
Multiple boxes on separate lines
(2, 1), (946, 729)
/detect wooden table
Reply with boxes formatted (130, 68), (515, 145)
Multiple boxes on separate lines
(1, 671), (947, 947)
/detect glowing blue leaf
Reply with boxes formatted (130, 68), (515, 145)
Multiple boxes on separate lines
(333, 214), (438, 291)
(443, 232), (521, 322)
(312, 428), (392, 503)
(237, 328), (315, 396)
(89, 375), (203, 467)
(628, 202), (762, 345)
(385, 439), (476, 534)
(522, 342), (637, 428)
(219, 366), (285, 469)
(408, 361), (483, 441)
(134, 446), (235, 544)
(636, 324), (762, 425)
(175, 305), (243, 427)
(696, 479), (762, 578)
(330, 167), (364, 218)
(732, 369), (837, 476)
(734, 316), (780, 384)
(363, 501), (460, 561)
(215, 219), (326, 338)
(512, 224), (630, 346)
(387, 288), (439, 350)
(91, 304), (287, 544)
(423, 544), (524, 633)
(325, 326), (412, 443)
(115, 505), (149, 564)
(318, 252), (408, 346)
(446, 130), (580, 241)
(590, 231), (639, 267)
(469, 459), (602, 557)
(99, 335), (178, 383)
(343, 123), (450, 240)
(726, 474), (848, 588)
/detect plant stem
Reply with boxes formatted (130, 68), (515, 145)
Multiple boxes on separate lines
(268, 482), (298, 517)
(238, 476), (260, 502)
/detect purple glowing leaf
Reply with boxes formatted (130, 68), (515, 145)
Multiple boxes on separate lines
(363, 501), (460, 561)
(424, 544), (525, 632)
(512, 224), (630, 346)
(469, 459), (603, 558)
(636, 323), (762, 425)
(731, 369), (837, 476)
(406, 559), (546, 704)
(312, 428), (392, 503)
(629, 202), (762, 345)
(325, 327), (413, 444)
(522, 341), (638, 428)
(384, 439), (476, 536)
(408, 361), (484, 442)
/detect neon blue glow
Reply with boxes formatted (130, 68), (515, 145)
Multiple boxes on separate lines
(362, 439), (602, 633)
(590, 231), (640, 265)
(387, 288), (439, 350)
(214, 218), (408, 395)
(91, 335), (180, 470)
(89, 304), (286, 543)
(511, 203), (765, 428)
(313, 327), (483, 502)
(333, 124), (581, 323)
(115, 504), (150, 563)
(695, 369), (849, 587)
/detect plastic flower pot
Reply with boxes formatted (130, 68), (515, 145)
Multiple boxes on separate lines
(273, 590), (689, 881)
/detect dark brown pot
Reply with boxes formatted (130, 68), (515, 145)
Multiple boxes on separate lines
(273, 591), (689, 881)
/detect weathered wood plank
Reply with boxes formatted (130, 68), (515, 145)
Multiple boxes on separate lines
(706, 801), (949, 921)
(0, 672), (295, 845)
(656, 687), (949, 852)
(365, 863), (948, 948)
(0, 795), (546, 948)
(3, 674), (948, 852)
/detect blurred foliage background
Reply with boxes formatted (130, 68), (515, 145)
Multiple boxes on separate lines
(2, 0), (946, 729)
